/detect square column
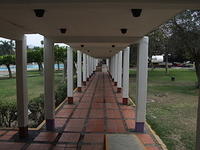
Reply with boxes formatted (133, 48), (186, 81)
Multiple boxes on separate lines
(114, 53), (118, 86)
(122, 47), (130, 105)
(77, 51), (82, 92)
(86, 55), (90, 81)
(44, 37), (55, 130)
(117, 51), (122, 93)
(111, 56), (114, 81)
(135, 36), (149, 132)
(83, 53), (87, 86)
(67, 47), (74, 104)
(16, 35), (28, 138)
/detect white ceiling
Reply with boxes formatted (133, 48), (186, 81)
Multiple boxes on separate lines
(0, 1), (199, 58)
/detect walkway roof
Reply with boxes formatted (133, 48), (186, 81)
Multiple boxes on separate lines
(0, 0), (199, 58)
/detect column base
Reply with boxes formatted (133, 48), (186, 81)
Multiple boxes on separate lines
(117, 88), (122, 93)
(83, 81), (86, 86)
(19, 126), (28, 138)
(68, 97), (73, 104)
(123, 98), (128, 105)
(135, 122), (145, 133)
(114, 82), (117, 86)
(46, 119), (55, 131)
(77, 87), (82, 92)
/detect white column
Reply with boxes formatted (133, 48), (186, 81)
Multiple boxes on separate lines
(106, 59), (109, 69)
(77, 50), (82, 92)
(83, 53), (87, 85)
(86, 55), (90, 80)
(114, 53), (118, 85)
(135, 36), (149, 132)
(122, 47), (130, 105)
(44, 37), (55, 130)
(111, 56), (113, 80)
(67, 47), (74, 104)
(16, 35), (28, 137)
(117, 51), (122, 92)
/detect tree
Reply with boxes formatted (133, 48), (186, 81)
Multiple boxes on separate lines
(54, 45), (67, 71)
(0, 55), (15, 78)
(27, 47), (43, 71)
(169, 10), (200, 87)
(0, 40), (15, 56)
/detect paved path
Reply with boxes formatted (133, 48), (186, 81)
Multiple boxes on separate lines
(0, 72), (162, 150)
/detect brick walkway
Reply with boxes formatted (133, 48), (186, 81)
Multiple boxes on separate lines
(0, 72), (162, 150)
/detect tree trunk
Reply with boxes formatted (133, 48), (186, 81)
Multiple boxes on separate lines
(165, 53), (168, 74)
(196, 89), (200, 150)
(37, 62), (43, 72)
(195, 60), (200, 88)
(57, 61), (60, 71)
(6, 65), (12, 78)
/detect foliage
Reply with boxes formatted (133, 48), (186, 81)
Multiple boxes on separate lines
(0, 55), (15, 78)
(0, 40), (15, 56)
(0, 100), (17, 127)
(27, 47), (43, 71)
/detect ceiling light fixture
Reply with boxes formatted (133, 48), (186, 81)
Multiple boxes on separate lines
(60, 28), (67, 34)
(34, 9), (45, 17)
(81, 45), (84, 47)
(120, 28), (128, 34)
(131, 9), (142, 17)
(112, 45), (115, 48)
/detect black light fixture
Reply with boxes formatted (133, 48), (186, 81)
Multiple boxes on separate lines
(81, 45), (84, 48)
(131, 9), (142, 17)
(87, 50), (90, 52)
(34, 9), (45, 17)
(120, 28), (128, 34)
(112, 45), (115, 48)
(60, 28), (67, 34)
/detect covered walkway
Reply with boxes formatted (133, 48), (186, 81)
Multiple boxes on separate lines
(0, 71), (161, 150)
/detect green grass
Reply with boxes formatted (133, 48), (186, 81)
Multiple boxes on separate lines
(129, 68), (198, 150)
(0, 70), (63, 103)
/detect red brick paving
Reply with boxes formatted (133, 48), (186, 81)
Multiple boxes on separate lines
(0, 72), (162, 150)
(34, 132), (58, 142)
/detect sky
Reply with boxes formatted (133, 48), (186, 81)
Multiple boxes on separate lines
(0, 34), (67, 48)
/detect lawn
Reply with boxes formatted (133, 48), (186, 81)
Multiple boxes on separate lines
(129, 68), (198, 150)
(0, 70), (63, 103)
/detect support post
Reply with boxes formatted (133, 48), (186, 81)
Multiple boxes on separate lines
(83, 53), (87, 86)
(77, 51), (82, 92)
(67, 47), (74, 104)
(117, 51), (122, 93)
(122, 47), (130, 105)
(44, 37), (55, 130)
(86, 55), (90, 81)
(114, 53), (118, 86)
(16, 35), (28, 138)
(135, 36), (149, 132)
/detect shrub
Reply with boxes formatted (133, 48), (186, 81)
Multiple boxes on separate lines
(0, 100), (17, 127)
(28, 94), (44, 127)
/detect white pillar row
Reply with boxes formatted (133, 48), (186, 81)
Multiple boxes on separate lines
(86, 55), (90, 81)
(122, 47), (130, 105)
(114, 53), (118, 86)
(77, 50), (82, 92)
(44, 37), (55, 130)
(16, 35), (28, 137)
(67, 47), (74, 104)
(117, 51), (122, 93)
(83, 53), (87, 86)
(135, 36), (149, 132)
